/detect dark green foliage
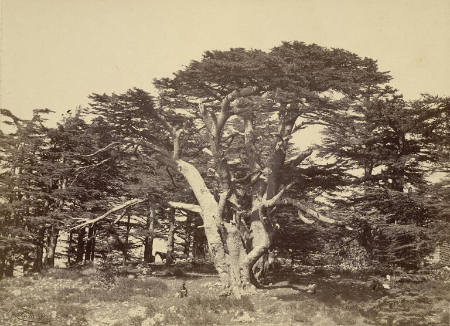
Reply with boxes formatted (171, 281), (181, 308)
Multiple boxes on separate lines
(317, 90), (450, 269)
(1, 41), (447, 278)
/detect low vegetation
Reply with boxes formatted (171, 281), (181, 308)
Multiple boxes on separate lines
(0, 264), (448, 326)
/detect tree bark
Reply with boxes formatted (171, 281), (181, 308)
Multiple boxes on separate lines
(67, 231), (73, 266)
(76, 228), (86, 263)
(84, 226), (95, 262)
(144, 207), (156, 263)
(164, 93), (296, 296)
(123, 213), (131, 265)
(32, 228), (45, 272)
(0, 249), (4, 279)
(175, 159), (264, 297)
(175, 160), (230, 287)
(165, 208), (176, 266)
(183, 225), (192, 258)
(23, 250), (33, 274)
(0, 249), (13, 279)
(44, 226), (59, 268)
(91, 227), (97, 261)
(192, 227), (207, 259)
(4, 258), (14, 277)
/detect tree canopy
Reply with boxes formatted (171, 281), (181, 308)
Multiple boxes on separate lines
(0, 41), (448, 297)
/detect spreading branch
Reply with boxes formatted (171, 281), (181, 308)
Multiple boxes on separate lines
(71, 198), (147, 229)
(113, 208), (130, 223)
(168, 201), (202, 213)
(263, 183), (294, 206)
(280, 198), (353, 230)
(74, 158), (111, 173)
(82, 142), (121, 157)
(286, 148), (313, 167)
(250, 183), (294, 213)
(280, 198), (335, 223)
(221, 86), (259, 112)
(297, 210), (315, 224)
(70, 158), (111, 185)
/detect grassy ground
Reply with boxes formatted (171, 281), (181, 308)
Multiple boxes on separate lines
(0, 266), (449, 326)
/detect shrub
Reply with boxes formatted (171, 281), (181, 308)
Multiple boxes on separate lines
(97, 257), (120, 287)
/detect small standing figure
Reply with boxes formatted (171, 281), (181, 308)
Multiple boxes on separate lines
(179, 281), (188, 298)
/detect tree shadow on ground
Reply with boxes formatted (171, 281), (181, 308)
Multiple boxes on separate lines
(265, 269), (386, 306)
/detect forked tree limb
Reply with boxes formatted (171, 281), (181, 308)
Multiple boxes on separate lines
(250, 183), (294, 213)
(221, 86), (259, 112)
(263, 183), (294, 207)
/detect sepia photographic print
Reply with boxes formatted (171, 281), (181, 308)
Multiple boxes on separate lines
(0, 1), (449, 325)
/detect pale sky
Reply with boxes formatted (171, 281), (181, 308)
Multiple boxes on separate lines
(1, 0), (449, 127)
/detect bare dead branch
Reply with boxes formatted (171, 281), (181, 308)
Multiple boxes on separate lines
(74, 158), (111, 173)
(71, 198), (147, 229)
(280, 198), (333, 222)
(279, 198), (352, 229)
(70, 158), (111, 186)
(263, 183), (294, 207)
(173, 128), (183, 160)
(286, 148), (313, 167)
(81, 142), (121, 157)
(168, 201), (202, 213)
(297, 210), (315, 224)
(113, 208), (130, 224)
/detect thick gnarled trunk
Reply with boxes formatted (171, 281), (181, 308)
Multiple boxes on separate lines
(176, 159), (270, 297)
